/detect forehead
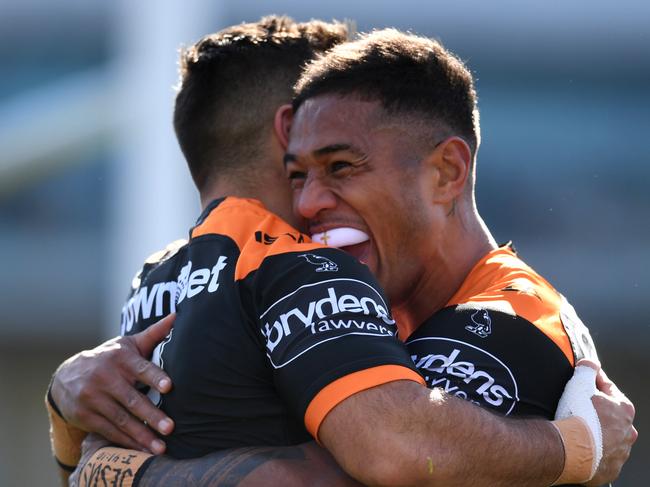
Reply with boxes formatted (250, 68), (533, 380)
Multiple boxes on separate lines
(288, 95), (382, 155)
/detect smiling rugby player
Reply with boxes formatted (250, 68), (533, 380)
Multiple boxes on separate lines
(49, 20), (636, 487)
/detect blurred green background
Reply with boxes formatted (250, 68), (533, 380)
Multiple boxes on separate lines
(0, 1), (647, 485)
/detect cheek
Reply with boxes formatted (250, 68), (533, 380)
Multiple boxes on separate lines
(290, 188), (301, 208)
(270, 177), (292, 203)
(377, 193), (428, 255)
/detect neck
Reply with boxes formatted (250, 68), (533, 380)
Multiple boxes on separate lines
(199, 179), (241, 210)
(199, 172), (299, 228)
(393, 202), (497, 338)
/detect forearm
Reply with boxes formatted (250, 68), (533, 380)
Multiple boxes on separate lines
(320, 381), (563, 487)
(73, 442), (361, 487)
(139, 443), (360, 487)
(417, 390), (563, 486)
(417, 392), (562, 486)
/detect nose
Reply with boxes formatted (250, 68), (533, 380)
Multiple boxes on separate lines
(294, 174), (337, 220)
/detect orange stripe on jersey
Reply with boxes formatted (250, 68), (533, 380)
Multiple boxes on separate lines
(304, 365), (425, 440)
(446, 246), (575, 366)
(191, 197), (323, 280)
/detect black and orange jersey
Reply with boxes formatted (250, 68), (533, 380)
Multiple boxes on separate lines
(120, 197), (423, 459)
(406, 244), (598, 419)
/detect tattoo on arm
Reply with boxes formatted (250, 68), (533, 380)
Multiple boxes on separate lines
(138, 446), (306, 487)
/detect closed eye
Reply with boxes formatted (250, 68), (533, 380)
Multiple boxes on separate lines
(330, 161), (353, 174)
(287, 169), (306, 190)
(287, 170), (306, 180)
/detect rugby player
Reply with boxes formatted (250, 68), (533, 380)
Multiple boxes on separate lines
(50, 19), (636, 487)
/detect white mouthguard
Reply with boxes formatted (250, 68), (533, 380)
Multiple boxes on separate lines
(311, 227), (369, 248)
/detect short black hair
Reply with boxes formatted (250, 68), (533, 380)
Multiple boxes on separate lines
(174, 15), (350, 191)
(294, 28), (480, 158)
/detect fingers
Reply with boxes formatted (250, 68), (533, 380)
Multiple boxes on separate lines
(595, 367), (623, 398)
(134, 313), (176, 357)
(85, 397), (167, 454)
(629, 424), (639, 445)
(574, 358), (616, 397)
(588, 384), (638, 485)
(575, 358), (600, 371)
(79, 410), (148, 452)
(111, 382), (175, 436)
(124, 343), (172, 394)
(51, 329), (176, 459)
(113, 340), (175, 437)
(78, 379), (171, 454)
(595, 369), (613, 395)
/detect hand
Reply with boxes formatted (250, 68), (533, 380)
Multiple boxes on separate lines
(50, 314), (176, 454)
(585, 365), (637, 486)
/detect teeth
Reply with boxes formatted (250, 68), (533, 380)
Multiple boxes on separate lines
(311, 227), (369, 248)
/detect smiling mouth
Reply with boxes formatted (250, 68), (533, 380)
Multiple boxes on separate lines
(311, 227), (371, 264)
(311, 227), (369, 247)
(340, 241), (371, 264)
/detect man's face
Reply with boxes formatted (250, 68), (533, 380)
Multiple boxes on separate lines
(285, 94), (434, 303)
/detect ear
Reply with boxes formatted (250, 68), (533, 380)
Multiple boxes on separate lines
(428, 136), (471, 203)
(273, 104), (294, 150)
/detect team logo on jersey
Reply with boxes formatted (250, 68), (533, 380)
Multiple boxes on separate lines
(298, 253), (338, 272)
(260, 278), (395, 367)
(175, 261), (191, 304)
(502, 283), (541, 301)
(176, 256), (228, 304)
(120, 255), (228, 334)
(255, 230), (306, 245)
(408, 337), (519, 415)
(465, 309), (492, 338)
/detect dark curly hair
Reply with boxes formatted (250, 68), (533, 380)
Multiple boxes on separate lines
(174, 15), (350, 191)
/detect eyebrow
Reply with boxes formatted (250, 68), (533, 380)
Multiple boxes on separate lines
(283, 144), (364, 166)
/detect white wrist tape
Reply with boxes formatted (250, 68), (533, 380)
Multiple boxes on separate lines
(553, 364), (603, 482)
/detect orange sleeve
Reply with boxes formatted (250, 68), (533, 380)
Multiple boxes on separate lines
(304, 365), (425, 440)
(446, 247), (575, 366)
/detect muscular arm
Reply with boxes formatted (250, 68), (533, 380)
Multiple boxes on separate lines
(320, 380), (562, 487)
(72, 439), (360, 487)
(74, 372), (634, 487)
(139, 443), (360, 487)
(62, 318), (634, 487)
(75, 389), (562, 487)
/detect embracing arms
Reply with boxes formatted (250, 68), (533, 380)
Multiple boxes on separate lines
(317, 368), (635, 486)
(70, 435), (360, 487)
(47, 315), (176, 484)
(50, 316), (636, 487)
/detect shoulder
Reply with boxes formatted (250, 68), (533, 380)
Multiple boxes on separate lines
(448, 246), (597, 366)
(192, 197), (332, 281)
(449, 246), (563, 320)
(192, 197), (305, 245)
(131, 238), (188, 289)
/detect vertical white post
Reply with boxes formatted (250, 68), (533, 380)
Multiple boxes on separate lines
(105, 0), (224, 337)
